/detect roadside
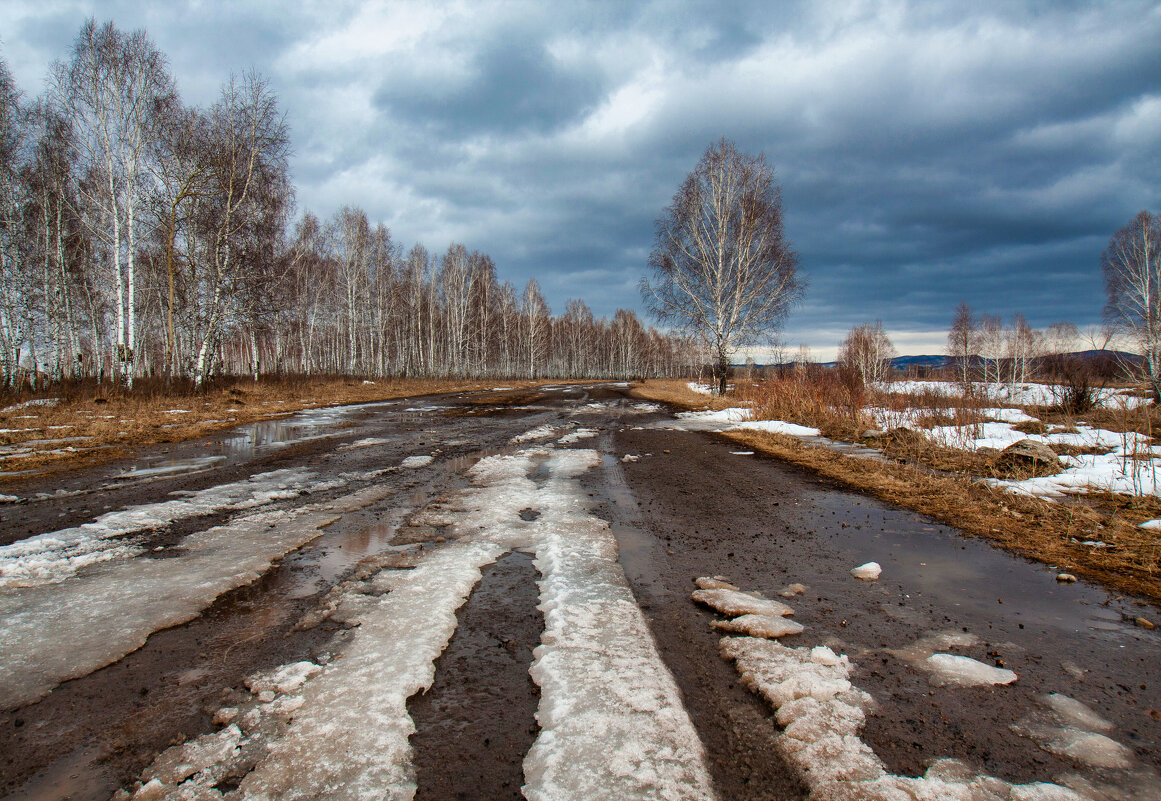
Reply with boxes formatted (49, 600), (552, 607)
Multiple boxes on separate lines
(0, 376), (572, 480)
(631, 379), (1161, 609)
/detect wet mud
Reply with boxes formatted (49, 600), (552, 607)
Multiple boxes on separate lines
(0, 557), (341, 800)
(409, 551), (543, 801)
(606, 424), (1161, 790)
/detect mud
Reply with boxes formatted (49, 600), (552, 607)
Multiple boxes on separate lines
(606, 423), (1161, 789)
(0, 558), (341, 800)
(5, 383), (1160, 801)
(409, 551), (543, 800)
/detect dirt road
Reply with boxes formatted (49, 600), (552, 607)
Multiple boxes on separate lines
(2, 385), (1158, 800)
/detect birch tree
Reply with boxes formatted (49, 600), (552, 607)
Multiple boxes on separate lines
(642, 138), (801, 394)
(55, 19), (173, 386)
(1103, 210), (1161, 402)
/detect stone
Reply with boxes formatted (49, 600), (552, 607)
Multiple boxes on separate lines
(1000, 438), (1061, 468)
(1056, 573), (1078, 583)
(850, 562), (882, 580)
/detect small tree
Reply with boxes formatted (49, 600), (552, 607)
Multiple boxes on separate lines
(641, 138), (801, 395)
(1102, 210), (1161, 402)
(838, 321), (896, 387)
(947, 302), (976, 390)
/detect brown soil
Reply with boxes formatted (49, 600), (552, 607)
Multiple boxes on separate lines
(409, 551), (543, 800)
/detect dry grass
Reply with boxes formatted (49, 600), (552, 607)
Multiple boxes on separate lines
(0, 375), (558, 480)
(632, 378), (1161, 606)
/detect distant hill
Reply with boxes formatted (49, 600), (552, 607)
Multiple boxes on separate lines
(890, 355), (946, 370)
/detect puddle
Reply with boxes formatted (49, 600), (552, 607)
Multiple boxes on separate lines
(807, 488), (1161, 640)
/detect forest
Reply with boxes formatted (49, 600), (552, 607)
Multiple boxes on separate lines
(0, 20), (697, 391)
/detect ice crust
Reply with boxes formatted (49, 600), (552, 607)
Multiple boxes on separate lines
(233, 540), (506, 801)
(923, 653), (1018, 687)
(399, 454), (434, 468)
(717, 621), (1087, 800)
(0, 482), (396, 709)
(691, 588), (795, 617)
(132, 443), (714, 800)
(522, 449), (715, 801)
(0, 468), (318, 588)
(713, 613), (804, 638)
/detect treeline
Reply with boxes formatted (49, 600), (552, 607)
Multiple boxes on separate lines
(0, 20), (695, 390)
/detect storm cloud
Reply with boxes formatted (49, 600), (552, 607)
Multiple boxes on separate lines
(2, 0), (1158, 357)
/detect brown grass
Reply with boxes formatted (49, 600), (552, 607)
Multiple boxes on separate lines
(632, 379), (1161, 607)
(0, 375), (562, 480)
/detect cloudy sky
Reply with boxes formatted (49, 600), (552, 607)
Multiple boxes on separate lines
(2, 1), (1159, 358)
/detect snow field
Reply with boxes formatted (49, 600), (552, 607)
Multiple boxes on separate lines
(0, 468), (318, 588)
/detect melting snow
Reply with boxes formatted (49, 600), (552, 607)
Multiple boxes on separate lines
(850, 562), (882, 580)
(734, 420), (822, 437)
(557, 427), (597, 444)
(399, 455), (434, 469)
(712, 614), (804, 638)
(510, 425), (557, 443)
(0, 468), (319, 588)
(692, 588), (795, 617)
(922, 653), (1018, 686)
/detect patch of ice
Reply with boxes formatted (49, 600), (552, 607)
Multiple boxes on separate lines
(0, 468), (320, 588)
(718, 633), (1084, 800)
(557, 427), (597, 444)
(1045, 693), (1114, 732)
(340, 437), (392, 449)
(692, 588), (794, 617)
(730, 450), (755, 455)
(0, 482), (396, 709)
(400, 455), (434, 468)
(511, 424), (557, 443)
(923, 653), (1018, 687)
(712, 614), (804, 638)
(694, 576), (738, 591)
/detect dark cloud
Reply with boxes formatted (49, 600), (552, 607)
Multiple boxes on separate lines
(374, 38), (608, 139)
(1, 0), (1159, 356)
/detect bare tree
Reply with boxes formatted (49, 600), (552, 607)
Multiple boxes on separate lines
(838, 321), (896, 387)
(1103, 210), (1161, 402)
(55, 19), (173, 386)
(946, 302), (976, 390)
(642, 138), (801, 394)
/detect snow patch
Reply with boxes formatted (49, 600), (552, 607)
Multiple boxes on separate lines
(557, 427), (597, 444)
(0, 468), (320, 588)
(400, 455), (434, 469)
(923, 653), (1018, 687)
(511, 425), (558, 443)
(850, 561), (882, 580)
(691, 588), (795, 617)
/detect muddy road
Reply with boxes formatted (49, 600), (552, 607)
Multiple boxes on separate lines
(1, 384), (1158, 800)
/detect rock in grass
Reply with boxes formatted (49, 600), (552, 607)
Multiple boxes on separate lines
(850, 562), (882, 581)
(691, 588), (794, 617)
(712, 614), (804, 639)
(695, 576), (739, 591)
(1000, 438), (1061, 468)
